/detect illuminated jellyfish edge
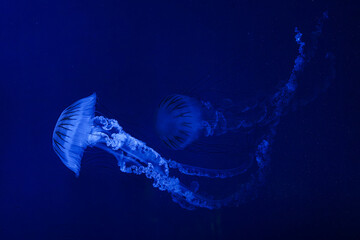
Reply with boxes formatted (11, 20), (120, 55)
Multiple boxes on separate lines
(52, 93), (96, 176)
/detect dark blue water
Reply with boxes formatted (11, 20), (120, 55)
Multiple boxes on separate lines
(1, 0), (359, 239)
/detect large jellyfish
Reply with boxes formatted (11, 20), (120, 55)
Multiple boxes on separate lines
(53, 12), (330, 209)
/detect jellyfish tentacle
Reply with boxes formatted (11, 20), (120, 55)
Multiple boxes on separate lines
(90, 116), (170, 176)
(85, 101), (272, 209)
(90, 116), (251, 178)
(170, 138), (271, 209)
(92, 115), (252, 179)
(167, 158), (253, 178)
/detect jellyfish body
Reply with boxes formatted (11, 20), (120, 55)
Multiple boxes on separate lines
(52, 13), (329, 209)
(156, 94), (231, 150)
(52, 94), (96, 176)
(156, 93), (264, 150)
(156, 94), (203, 150)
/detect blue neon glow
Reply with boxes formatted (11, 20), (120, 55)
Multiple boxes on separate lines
(53, 12), (328, 209)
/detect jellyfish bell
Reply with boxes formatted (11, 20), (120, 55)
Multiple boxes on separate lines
(52, 93), (97, 176)
(156, 94), (203, 150)
(53, 94), (142, 175)
(156, 92), (251, 152)
(155, 58), (269, 152)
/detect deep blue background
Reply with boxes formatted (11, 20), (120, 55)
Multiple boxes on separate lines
(0, 0), (359, 239)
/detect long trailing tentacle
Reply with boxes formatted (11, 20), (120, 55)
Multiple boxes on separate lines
(167, 158), (253, 178)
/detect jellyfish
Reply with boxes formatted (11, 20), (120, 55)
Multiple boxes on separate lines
(156, 95), (201, 150)
(155, 93), (265, 151)
(53, 12), (330, 209)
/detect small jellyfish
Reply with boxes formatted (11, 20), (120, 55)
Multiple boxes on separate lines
(156, 94), (204, 150)
(156, 92), (261, 151)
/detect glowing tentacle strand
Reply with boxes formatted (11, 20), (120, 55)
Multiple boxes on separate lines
(91, 115), (253, 179)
